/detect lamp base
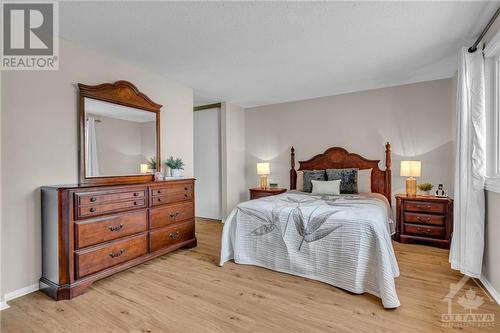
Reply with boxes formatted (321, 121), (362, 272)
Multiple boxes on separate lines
(259, 175), (268, 189)
(406, 178), (417, 197)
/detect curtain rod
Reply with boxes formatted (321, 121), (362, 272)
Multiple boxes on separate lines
(469, 6), (500, 53)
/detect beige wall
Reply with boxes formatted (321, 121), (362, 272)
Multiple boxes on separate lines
(484, 191), (500, 296)
(245, 79), (455, 205)
(0, 69), (4, 308)
(221, 102), (246, 219)
(1, 38), (194, 297)
(483, 16), (500, 300)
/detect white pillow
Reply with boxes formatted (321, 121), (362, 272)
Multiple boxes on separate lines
(358, 169), (372, 193)
(311, 179), (341, 195)
(296, 170), (304, 191)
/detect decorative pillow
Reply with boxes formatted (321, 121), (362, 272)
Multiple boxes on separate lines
(357, 169), (372, 193)
(296, 170), (304, 191)
(311, 180), (341, 195)
(303, 170), (326, 192)
(326, 168), (358, 194)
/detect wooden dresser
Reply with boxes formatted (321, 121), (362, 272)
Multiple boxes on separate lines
(395, 194), (453, 249)
(40, 178), (196, 300)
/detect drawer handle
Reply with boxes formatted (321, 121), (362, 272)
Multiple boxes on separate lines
(89, 207), (96, 213)
(157, 198), (162, 202)
(133, 192), (140, 197)
(416, 227), (432, 233)
(90, 197), (97, 202)
(169, 231), (180, 239)
(109, 249), (125, 258)
(417, 205), (432, 209)
(416, 217), (431, 222)
(108, 224), (124, 232)
(184, 194), (188, 198)
(134, 201), (139, 206)
(184, 187), (188, 190)
(169, 212), (180, 219)
(157, 190), (162, 194)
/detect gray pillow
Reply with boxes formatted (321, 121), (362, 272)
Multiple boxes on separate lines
(303, 170), (326, 193)
(326, 168), (358, 194)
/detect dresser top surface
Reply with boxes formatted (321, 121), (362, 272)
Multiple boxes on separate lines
(42, 178), (195, 190)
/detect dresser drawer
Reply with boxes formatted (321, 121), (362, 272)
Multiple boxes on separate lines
(149, 201), (194, 229)
(76, 188), (146, 206)
(75, 210), (147, 249)
(404, 224), (445, 239)
(149, 220), (195, 252)
(404, 212), (444, 226)
(77, 199), (146, 218)
(75, 233), (148, 279)
(404, 201), (445, 214)
(151, 183), (193, 196)
(151, 192), (192, 206)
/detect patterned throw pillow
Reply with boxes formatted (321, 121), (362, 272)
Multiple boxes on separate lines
(326, 168), (359, 194)
(303, 170), (326, 192)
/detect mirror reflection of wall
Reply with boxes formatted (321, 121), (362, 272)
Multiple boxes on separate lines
(84, 97), (156, 177)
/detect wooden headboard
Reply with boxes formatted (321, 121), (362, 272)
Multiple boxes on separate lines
(290, 143), (392, 203)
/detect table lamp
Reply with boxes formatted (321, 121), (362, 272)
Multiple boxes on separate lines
(256, 162), (270, 189)
(400, 160), (421, 197)
(140, 163), (150, 174)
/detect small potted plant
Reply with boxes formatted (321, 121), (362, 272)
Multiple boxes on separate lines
(147, 157), (157, 172)
(418, 182), (434, 196)
(165, 156), (184, 177)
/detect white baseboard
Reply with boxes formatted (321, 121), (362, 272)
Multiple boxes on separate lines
(0, 301), (10, 311)
(1, 283), (39, 311)
(480, 275), (500, 305)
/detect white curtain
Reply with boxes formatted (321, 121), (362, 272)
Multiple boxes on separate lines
(450, 47), (486, 278)
(86, 117), (99, 177)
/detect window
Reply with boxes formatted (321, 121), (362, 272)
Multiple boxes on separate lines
(485, 31), (500, 193)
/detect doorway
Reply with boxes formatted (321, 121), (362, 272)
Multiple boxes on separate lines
(193, 103), (222, 220)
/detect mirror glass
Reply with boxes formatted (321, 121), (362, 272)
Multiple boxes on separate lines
(84, 97), (157, 177)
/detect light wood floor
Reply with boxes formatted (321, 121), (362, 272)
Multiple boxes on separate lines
(1, 218), (498, 333)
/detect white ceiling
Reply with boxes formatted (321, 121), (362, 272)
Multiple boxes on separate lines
(60, 1), (497, 108)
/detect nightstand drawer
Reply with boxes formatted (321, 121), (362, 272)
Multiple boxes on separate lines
(404, 212), (444, 226)
(249, 188), (287, 200)
(404, 201), (445, 214)
(404, 224), (445, 238)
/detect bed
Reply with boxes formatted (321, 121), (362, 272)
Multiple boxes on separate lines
(219, 143), (400, 308)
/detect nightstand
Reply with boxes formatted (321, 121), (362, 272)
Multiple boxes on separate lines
(249, 187), (287, 200)
(395, 194), (453, 249)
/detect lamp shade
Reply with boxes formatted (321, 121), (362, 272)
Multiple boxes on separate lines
(256, 162), (270, 175)
(400, 160), (421, 177)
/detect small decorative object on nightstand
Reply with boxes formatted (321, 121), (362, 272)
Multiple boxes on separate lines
(249, 187), (286, 200)
(435, 184), (448, 197)
(395, 194), (453, 249)
(417, 182), (434, 196)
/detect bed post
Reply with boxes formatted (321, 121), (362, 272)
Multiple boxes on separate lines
(385, 142), (392, 204)
(290, 146), (297, 190)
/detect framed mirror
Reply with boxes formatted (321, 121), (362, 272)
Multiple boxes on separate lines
(78, 80), (162, 185)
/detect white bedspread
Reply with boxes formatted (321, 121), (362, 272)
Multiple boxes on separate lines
(219, 191), (400, 308)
